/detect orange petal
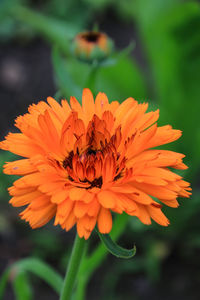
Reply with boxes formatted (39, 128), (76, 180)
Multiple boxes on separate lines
(95, 92), (109, 117)
(69, 187), (86, 201)
(0, 133), (44, 157)
(9, 190), (41, 207)
(51, 189), (69, 204)
(47, 97), (66, 122)
(61, 211), (76, 231)
(61, 99), (71, 116)
(20, 203), (56, 228)
(82, 191), (94, 203)
(133, 182), (177, 200)
(161, 199), (179, 208)
(87, 197), (100, 217)
(114, 97), (137, 127)
(4, 159), (36, 175)
(54, 199), (74, 225)
(77, 216), (96, 239)
(97, 190), (116, 208)
(97, 207), (112, 234)
(74, 202), (89, 218)
(116, 193), (137, 213)
(147, 125), (182, 148)
(8, 186), (36, 196)
(147, 205), (170, 226)
(137, 205), (152, 225)
(70, 96), (83, 118)
(82, 88), (95, 124)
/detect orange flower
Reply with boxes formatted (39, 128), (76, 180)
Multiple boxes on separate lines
(0, 89), (191, 239)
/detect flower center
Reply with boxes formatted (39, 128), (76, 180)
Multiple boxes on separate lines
(61, 115), (127, 189)
(82, 32), (101, 43)
(63, 151), (74, 170)
(63, 148), (104, 189)
(62, 143), (126, 189)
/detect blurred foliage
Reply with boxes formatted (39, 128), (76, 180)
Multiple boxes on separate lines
(0, 258), (63, 298)
(0, 0), (200, 299)
(133, 0), (200, 179)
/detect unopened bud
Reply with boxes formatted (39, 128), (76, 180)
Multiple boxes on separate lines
(72, 31), (113, 62)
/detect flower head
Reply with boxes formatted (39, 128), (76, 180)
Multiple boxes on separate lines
(72, 31), (113, 62)
(1, 89), (191, 239)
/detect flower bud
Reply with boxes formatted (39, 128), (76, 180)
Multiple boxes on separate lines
(72, 31), (113, 62)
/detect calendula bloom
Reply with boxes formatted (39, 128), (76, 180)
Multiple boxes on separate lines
(72, 31), (113, 61)
(1, 89), (191, 239)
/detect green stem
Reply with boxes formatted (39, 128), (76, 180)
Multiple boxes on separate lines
(76, 214), (129, 299)
(85, 63), (99, 93)
(75, 276), (88, 300)
(60, 234), (86, 300)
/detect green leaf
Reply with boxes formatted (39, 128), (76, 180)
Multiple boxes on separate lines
(8, 4), (80, 55)
(0, 269), (10, 299)
(52, 47), (82, 99)
(99, 41), (135, 67)
(13, 271), (33, 300)
(133, 0), (200, 178)
(113, 41), (136, 60)
(83, 0), (112, 9)
(96, 229), (136, 259)
(15, 258), (63, 294)
(97, 55), (148, 102)
(0, 258), (63, 299)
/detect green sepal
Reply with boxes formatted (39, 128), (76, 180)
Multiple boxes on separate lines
(96, 228), (136, 259)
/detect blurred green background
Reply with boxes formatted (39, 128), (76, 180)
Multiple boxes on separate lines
(0, 0), (200, 299)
